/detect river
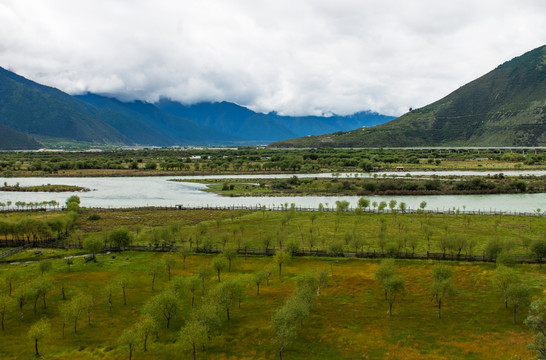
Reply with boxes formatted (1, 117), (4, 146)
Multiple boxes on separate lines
(0, 172), (545, 213)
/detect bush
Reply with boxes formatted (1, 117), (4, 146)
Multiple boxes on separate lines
(87, 214), (101, 221)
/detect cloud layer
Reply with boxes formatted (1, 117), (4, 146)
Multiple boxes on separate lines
(1, 0), (545, 116)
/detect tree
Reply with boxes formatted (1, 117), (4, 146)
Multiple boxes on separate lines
(28, 318), (50, 357)
(357, 197), (370, 210)
(531, 238), (546, 267)
(179, 319), (208, 360)
(186, 276), (201, 308)
(383, 275), (405, 316)
(65, 256), (74, 272)
(388, 199), (397, 213)
(222, 246), (237, 272)
(118, 326), (138, 360)
(211, 256), (228, 282)
(254, 269), (268, 296)
(212, 277), (245, 320)
(506, 282), (532, 324)
(0, 294), (15, 330)
(147, 259), (164, 291)
(375, 259), (395, 300)
(430, 265), (456, 319)
(179, 246), (192, 269)
(117, 272), (132, 305)
(272, 302), (298, 360)
(164, 254), (176, 281)
(108, 227), (132, 250)
(525, 298), (546, 359)
(60, 293), (88, 333)
(196, 265), (212, 295)
(2, 269), (18, 296)
(136, 313), (159, 352)
(274, 250), (289, 279)
(144, 290), (179, 328)
(84, 236), (103, 262)
(38, 260), (52, 276)
(491, 266), (520, 309)
(13, 284), (29, 320)
(30, 277), (52, 314)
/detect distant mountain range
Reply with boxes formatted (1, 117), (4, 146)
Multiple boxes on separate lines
(271, 45), (546, 148)
(0, 67), (393, 149)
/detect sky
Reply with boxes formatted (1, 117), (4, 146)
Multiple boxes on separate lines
(0, 1), (545, 117)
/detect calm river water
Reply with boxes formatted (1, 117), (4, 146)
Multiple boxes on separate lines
(0, 171), (545, 213)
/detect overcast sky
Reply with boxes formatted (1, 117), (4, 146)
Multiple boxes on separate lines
(1, 1), (545, 116)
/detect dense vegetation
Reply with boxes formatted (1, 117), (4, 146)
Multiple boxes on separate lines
(195, 173), (546, 196)
(271, 45), (546, 148)
(0, 147), (544, 177)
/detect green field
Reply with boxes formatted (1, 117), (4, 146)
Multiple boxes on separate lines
(0, 207), (545, 359)
(0, 250), (544, 360)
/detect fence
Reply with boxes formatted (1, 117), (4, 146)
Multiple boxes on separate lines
(2, 240), (542, 265)
(0, 203), (543, 217)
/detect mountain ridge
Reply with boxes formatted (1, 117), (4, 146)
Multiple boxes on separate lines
(270, 45), (546, 148)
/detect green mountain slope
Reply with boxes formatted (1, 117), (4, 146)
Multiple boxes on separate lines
(271, 45), (546, 148)
(0, 67), (132, 146)
(0, 123), (41, 150)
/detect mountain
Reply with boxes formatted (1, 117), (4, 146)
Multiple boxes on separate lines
(271, 45), (546, 148)
(0, 67), (132, 146)
(0, 65), (394, 149)
(156, 99), (394, 143)
(76, 94), (241, 146)
(0, 123), (41, 150)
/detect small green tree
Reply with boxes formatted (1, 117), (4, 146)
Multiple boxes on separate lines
(136, 313), (159, 352)
(84, 237), (103, 262)
(274, 250), (290, 279)
(108, 227), (132, 250)
(384, 274), (405, 316)
(430, 264), (456, 319)
(38, 260), (52, 276)
(28, 318), (50, 357)
(506, 282), (532, 324)
(179, 319), (208, 360)
(186, 276), (201, 308)
(144, 290), (179, 328)
(147, 259), (164, 291)
(164, 254), (176, 281)
(491, 265), (520, 309)
(525, 298), (546, 359)
(254, 269), (268, 296)
(179, 246), (192, 269)
(211, 256), (228, 282)
(118, 326), (138, 360)
(357, 197), (370, 210)
(0, 294), (15, 330)
(223, 246), (237, 271)
(531, 238), (546, 267)
(117, 272), (132, 306)
(272, 303), (298, 360)
(375, 259), (395, 300)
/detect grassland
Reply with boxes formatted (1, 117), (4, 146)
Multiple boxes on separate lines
(1, 208), (545, 359)
(0, 250), (544, 360)
(68, 208), (545, 260)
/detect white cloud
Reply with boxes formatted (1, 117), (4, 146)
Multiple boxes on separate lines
(0, 0), (545, 116)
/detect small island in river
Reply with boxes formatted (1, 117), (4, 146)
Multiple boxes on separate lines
(0, 183), (89, 192)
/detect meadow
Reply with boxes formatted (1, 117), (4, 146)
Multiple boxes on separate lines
(0, 206), (545, 359)
(1, 249), (544, 360)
